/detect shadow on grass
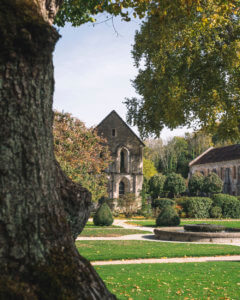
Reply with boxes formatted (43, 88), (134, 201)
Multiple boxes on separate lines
(142, 234), (158, 240)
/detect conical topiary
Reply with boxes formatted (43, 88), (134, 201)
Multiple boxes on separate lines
(93, 203), (114, 226)
(156, 205), (180, 227)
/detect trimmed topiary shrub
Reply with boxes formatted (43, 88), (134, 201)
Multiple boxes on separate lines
(164, 173), (186, 198)
(149, 174), (166, 199)
(202, 173), (223, 195)
(156, 206), (180, 226)
(185, 197), (213, 218)
(210, 206), (222, 218)
(93, 203), (114, 226)
(188, 173), (204, 196)
(212, 194), (240, 218)
(152, 198), (175, 210)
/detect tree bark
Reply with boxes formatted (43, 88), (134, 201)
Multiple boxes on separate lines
(0, 1), (116, 298)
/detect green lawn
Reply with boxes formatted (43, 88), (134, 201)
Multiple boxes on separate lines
(95, 261), (240, 299)
(76, 240), (240, 261)
(127, 219), (240, 228)
(80, 228), (151, 237)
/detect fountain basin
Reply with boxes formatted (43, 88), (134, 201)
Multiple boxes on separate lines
(154, 227), (240, 243)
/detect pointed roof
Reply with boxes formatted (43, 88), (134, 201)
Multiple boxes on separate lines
(189, 144), (240, 166)
(96, 110), (145, 146)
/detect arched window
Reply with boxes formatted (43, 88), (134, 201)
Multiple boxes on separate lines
(119, 181), (125, 196)
(120, 150), (125, 173)
(116, 146), (130, 173)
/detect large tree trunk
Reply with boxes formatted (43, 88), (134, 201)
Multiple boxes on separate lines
(0, 1), (115, 298)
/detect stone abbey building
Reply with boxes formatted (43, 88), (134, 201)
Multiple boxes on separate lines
(189, 144), (240, 195)
(97, 111), (144, 203)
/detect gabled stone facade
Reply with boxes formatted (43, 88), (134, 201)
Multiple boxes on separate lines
(189, 144), (240, 195)
(97, 111), (144, 205)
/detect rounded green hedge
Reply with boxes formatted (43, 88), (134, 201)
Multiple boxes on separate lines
(185, 197), (213, 218)
(212, 194), (240, 218)
(210, 206), (222, 218)
(152, 198), (175, 209)
(188, 173), (204, 196)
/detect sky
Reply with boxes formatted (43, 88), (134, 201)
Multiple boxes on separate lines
(53, 16), (191, 142)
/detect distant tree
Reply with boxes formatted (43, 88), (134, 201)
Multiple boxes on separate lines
(144, 139), (164, 169)
(202, 173), (223, 195)
(168, 137), (189, 177)
(146, 136), (192, 178)
(54, 111), (111, 201)
(164, 173), (186, 198)
(143, 158), (158, 180)
(188, 173), (204, 196)
(140, 178), (150, 211)
(144, 131), (234, 182)
(148, 174), (166, 200)
(185, 131), (213, 160)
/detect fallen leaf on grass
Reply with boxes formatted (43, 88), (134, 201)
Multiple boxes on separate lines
(176, 290), (182, 295)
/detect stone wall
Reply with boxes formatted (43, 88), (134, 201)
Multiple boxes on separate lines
(189, 159), (240, 195)
(97, 111), (144, 204)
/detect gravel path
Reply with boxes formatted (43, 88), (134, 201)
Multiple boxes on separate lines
(113, 219), (155, 233)
(77, 219), (240, 246)
(77, 219), (240, 265)
(92, 255), (240, 265)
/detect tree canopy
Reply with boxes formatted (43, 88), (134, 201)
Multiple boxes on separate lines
(164, 172), (186, 197)
(148, 173), (166, 199)
(53, 111), (111, 201)
(143, 157), (158, 180)
(125, 1), (240, 140)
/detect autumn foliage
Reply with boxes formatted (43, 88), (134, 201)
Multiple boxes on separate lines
(53, 111), (111, 201)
